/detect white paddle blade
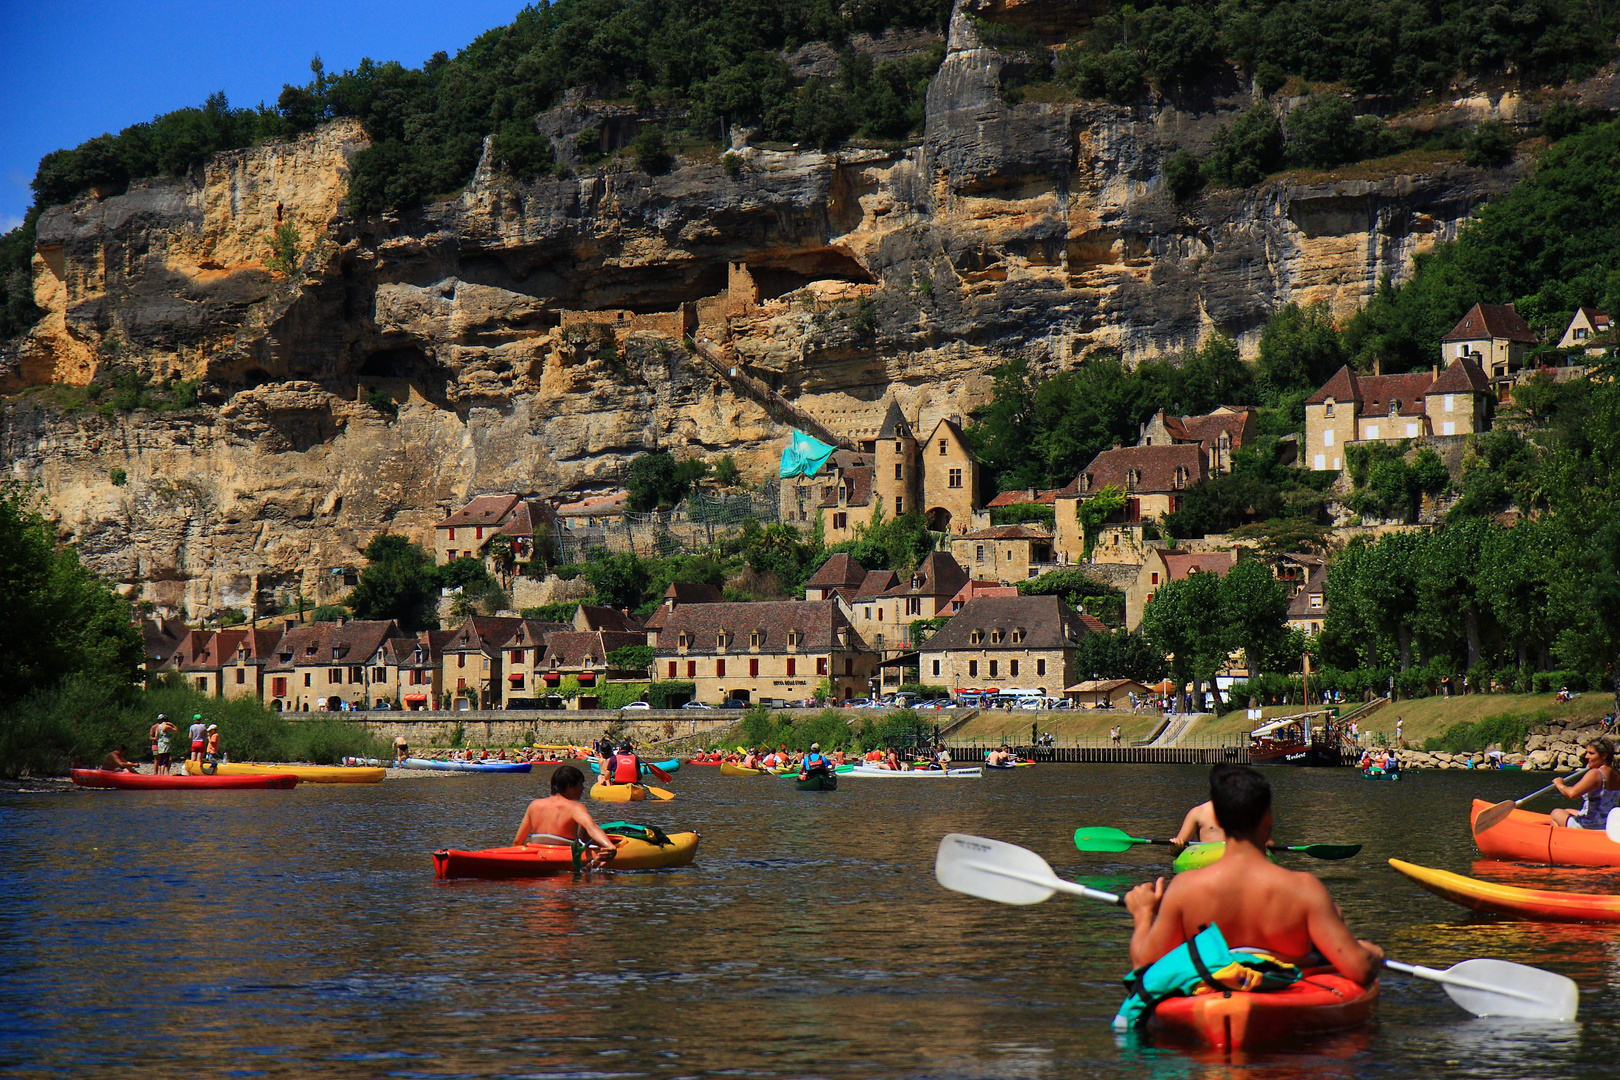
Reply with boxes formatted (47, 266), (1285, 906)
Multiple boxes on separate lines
(1438, 959), (1579, 1022)
(935, 833), (1058, 905)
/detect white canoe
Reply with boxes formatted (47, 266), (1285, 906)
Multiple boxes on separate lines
(843, 766), (982, 778)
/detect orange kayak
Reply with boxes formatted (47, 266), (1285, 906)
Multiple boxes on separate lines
(1390, 858), (1620, 922)
(1150, 970), (1377, 1051)
(1469, 798), (1620, 867)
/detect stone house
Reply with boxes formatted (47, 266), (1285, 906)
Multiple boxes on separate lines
(951, 524), (1056, 582)
(139, 617), (188, 685)
(375, 631), (456, 711)
(573, 605), (645, 633)
(1302, 357), (1492, 471)
(1286, 564), (1328, 637)
(642, 582), (725, 632)
(530, 629), (648, 710)
(1558, 308), (1611, 354)
(168, 628), (244, 698)
(440, 616), (526, 711)
(803, 553), (870, 601)
(220, 628), (285, 701)
(1442, 302), (1537, 379)
(650, 600), (878, 704)
(918, 594), (1091, 693)
(263, 619), (403, 712)
(434, 494), (519, 565)
(1124, 548), (1238, 632)
(1053, 444), (1206, 563)
(1138, 405), (1257, 475)
(555, 491), (629, 531)
(844, 552), (967, 658)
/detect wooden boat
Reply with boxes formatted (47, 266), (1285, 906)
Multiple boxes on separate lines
(1249, 711), (1346, 767)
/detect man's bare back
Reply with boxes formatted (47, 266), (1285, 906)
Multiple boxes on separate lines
(513, 766), (618, 867)
(1171, 801), (1224, 845)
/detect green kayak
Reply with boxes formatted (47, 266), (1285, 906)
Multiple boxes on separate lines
(1172, 843), (1278, 872)
(795, 770), (838, 791)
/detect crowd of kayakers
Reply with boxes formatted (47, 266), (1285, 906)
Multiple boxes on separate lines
(685, 742), (972, 772)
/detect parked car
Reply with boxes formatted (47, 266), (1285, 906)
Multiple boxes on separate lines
(681, 700), (714, 710)
(619, 701), (651, 710)
(721, 699), (750, 709)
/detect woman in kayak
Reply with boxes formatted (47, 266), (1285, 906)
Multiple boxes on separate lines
(1550, 738), (1620, 829)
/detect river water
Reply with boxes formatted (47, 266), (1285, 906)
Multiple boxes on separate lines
(3, 764), (1618, 1078)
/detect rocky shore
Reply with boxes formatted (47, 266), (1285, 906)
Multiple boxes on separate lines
(1393, 719), (1611, 771)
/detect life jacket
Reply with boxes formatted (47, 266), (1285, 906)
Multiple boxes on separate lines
(1113, 924), (1302, 1031)
(804, 752), (827, 771)
(612, 754), (641, 784)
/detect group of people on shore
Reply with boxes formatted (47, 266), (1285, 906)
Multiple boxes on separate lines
(99, 714), (221, 774)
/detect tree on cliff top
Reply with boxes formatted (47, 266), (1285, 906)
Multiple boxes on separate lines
(347, 535), (440, 630)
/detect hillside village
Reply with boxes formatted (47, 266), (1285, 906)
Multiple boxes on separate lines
(138, 301), (1598, 715)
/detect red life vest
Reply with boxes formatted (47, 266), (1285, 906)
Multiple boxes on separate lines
(612, 754), (641, 784)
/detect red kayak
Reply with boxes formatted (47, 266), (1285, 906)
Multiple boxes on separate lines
(1151, 970), (1378, 1051)
(71, 768), (298, 790)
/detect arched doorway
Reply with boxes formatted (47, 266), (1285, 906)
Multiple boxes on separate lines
(928, 507), (952, 533)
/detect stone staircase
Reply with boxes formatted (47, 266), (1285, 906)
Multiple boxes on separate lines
(688, 338), (851, 450)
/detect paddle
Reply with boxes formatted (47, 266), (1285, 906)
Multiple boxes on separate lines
(935, 834), (1578, 1021)
(1073, 827), (1361, 861)
(647, 762), (672, 783)
(1473, 772), (1584, 835)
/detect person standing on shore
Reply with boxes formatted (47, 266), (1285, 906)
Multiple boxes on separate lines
(188, 715), (207, 764)
(150, 715), (177, 775)
(393, 734), (409, 766)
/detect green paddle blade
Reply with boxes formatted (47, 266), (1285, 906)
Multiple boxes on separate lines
(1073, 827), (1152, 853)
(1286, 843), (1362, 860)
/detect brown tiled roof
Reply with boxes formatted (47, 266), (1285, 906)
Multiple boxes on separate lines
(174, 629), (218, 670)
(267, 620), (401, 670)
(574, 606), (645, 634)
(1172, 410), (1252, 452)
(947, 581), (1019, 608)
(855, 569), (900, 597)
(1427, 356), (1490, 395)
(663, 582), (724, 605)
(437, 494), (519, 529)
(805, 553), (869, 590)
(1580, 307), (1611, 329)
(443, 616), (526, 655)
(1286, 565), (1327, 618)
(1161, 551), (1238, 581)
(1078, 612), (1110, 633)
(196, 627), (283, 668)
(495, 499), (555, 538)
(540, 630), (647, 669)
(818, 466), (873, 508)
(1443, 303), (1537, 344)
(881, 552), (969, 600)
(556, 491), (629, 518)
(1305, 366), (1358, 406)
(1066, 678), (1147, 693)
(923, 594), (1092, 651)
(652, 600), (870, 653)
(141, 618), (188, 665)
(959, 524), (1055, 541)
(985, 489), (1060, 508)
(1063, 445), (1205, 496)
(1305, 365), (1436, 415)
(497, 619), (569, 650)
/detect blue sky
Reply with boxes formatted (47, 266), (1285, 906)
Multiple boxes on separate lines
(0, 0), (528, 230)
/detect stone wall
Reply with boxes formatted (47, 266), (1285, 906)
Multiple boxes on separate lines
(341, 712), (741, 749)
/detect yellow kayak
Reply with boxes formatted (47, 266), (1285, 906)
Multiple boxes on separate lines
(184, 761), (386, 784)
(590, 781), (652, 802)
(720, 762), (765, 776)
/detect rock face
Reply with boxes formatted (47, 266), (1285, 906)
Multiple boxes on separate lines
(0, 5), (1564, 616)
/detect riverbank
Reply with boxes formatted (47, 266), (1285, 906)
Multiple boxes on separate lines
(1189, 691), (1611, 746)
(948, 711), (1163, 745)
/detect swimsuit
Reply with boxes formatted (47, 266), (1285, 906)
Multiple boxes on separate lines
(1568, 779), (1620, 829)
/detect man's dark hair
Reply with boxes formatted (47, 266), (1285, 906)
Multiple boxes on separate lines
(551, 765), (585, 793)
(1210, 763), (1271, 838)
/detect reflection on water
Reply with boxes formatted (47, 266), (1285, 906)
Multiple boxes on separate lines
(0, 765), (1616, 1077)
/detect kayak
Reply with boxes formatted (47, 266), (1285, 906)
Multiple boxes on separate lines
(1172, 844), (1279, 872)
(401, 757), (532, 773)
(1470, 797), (1620, 867)
(843, 766), (982, 778)
(590, 781), (654, 802)
(722, 762), (789, 776)
(1150, 970), (1377, 1051)
(434, 831), (700, 878)
(587, 758), (679, 776)
(983, 761), (1033, 769)
(71, 768), (298, 791)
(795, 771), (838, 791)
(183, 761), (385, 784)
(1389, 857), (1620, 922)
(1361, 769), (1402, 781)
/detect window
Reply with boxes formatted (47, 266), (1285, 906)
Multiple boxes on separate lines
(329, 669), (342, 684)
(236, 668), (246, 684)
(448, 527), (455, 541)
(410, 669), (424, 685)
(458, 653), (466, 668)
(196, 677), (208, 691)
(895, 498), (902, 514)
(906, 597), (922, 616)
(304, 673), (312, 687)
(475, 526), (483, 540)
(1309, 594), (1323, 610)
(844, 657), (854, 676)
(990, 629), (1004, 644)
(1442, 421), (1455, 436)
(787, 658), (796, 676)
(989, 660), (999, 678)
(1444, 394), (1455, 412)
(373, 666), (386, 682)
(1036, 658), (1046, 676)
(1314, 453), (1326, 470)
(511, 675), (525, 690)
(817, 657), (827, 675)
(716, 659), (726, 677)
(750, 630), (761, 648)
(969, 660), (978, 677)
(1323, 429), (1334, 447)
(895, 440), (904, 453)
(970, 630), (983, 644)
(678, 632), (689, 649)
(1151, 572), (1159, 585)
(717, 632), (727, 650)
(1366, 424), (1379, 439)
(948, 468), (962, 488)
(878, 609), (884, 621)
(1388, 399), (1399, 416)
(787, 629), (800, 647)
(511, 649), (524, 663)
(932, 659), (940, 676)
(834, 512), (848, 530)
(750, 658), (760, 677)
(1406, 422), (1419, 437)
(272, 677), (287, 697)
(583, 655), (593, 669)
(864, 606), (873, 619)
(687, 660), (696, 678)
(349, 666), (363, 683)
(1011, 628), (1024, 644)
(939, 440), (947, 455)
(1010, 659), (1019, 677)
(894, 463), (903, 479)
(976, 545), (985, 562)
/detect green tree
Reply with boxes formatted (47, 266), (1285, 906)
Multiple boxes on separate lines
(1204, 104), (1284, 187)
(264, 222), (301, 277)
(712, 453), (740, 485)
(1163, 148), (1203, 202)
(1140, 570), (1229, 711)
(1464, 120), (1513, 167)
(346, 535), (440, 629)
(582, 551), (650, 610)
(606, 644), (656, 672)
(633, 126), (672, 174)
(1076, 485), (1128, 560)
(1220, 559), (1290, 677)
(1257, 302), (1346, 396)
(1073, 628), (1167, 683)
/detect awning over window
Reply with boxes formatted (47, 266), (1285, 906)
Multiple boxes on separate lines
(577, 671), (597, 685)
(542, 672), (560, 684)
(403, 693), (427, 702)
(508, 672), (525, 682)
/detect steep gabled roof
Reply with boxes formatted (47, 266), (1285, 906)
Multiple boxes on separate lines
(1443, 303), (1536, 344)
(855, 569), (900, 597)
(443, 616), (526, 654)
(880, 552), (969, 600)
(923, 594), (1092, 652)
(573, 606), (644, 634)
(1427, 355), (1491, 395)
(1161, 551), (1238, 581)
(877, 399), (911, 440)
(436, 494), (519, 529)
(540, 630), (647, 669)
(818, 466), (873, 508)
(1062, 444), (1205, 496)
(1305, 365), (1359, 406)
(1354, 372), (1435, 417)
(805, 553), (869, 591)
(652, 600), (871, 653)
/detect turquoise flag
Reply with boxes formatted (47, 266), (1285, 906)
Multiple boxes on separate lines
(779, 430), (836, 478)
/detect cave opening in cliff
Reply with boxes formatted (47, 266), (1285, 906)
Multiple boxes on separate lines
(360, 347), (432, 379)
(240, 368), (272, 390)
(747, 249), (875, 301)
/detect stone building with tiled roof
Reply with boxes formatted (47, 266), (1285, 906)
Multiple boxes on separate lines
(1125, 549), (1238, 632)
(521, 629), (647, 709)
(1053, 444), (1205, 564)
(650, 599), (879, 704)
(433, 494), (557, 571)
(1303, 357), (1492, 472)
(441, 616), (526, 710)
(840, 552), (970, 660)
(1286, 564), (1328, 637)
(920, 594), (1092, 695)
(1558, 308), (1611, 355)
(951, 524), (1056, 583)
(803, 553), (869, 600)
(1139, 406), (1256, 475)
(263, 619), (403, 712)
(1442, 302), (1537, 378)
(643, 582), (725, 631)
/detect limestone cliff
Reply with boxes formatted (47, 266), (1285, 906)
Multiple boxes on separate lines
(1, 4), (1594, 617)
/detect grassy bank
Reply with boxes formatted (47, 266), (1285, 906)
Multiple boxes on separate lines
(951, 711), (1162, 745)
(1185, 692), (1611, 745)
(0, 675), (387, 776)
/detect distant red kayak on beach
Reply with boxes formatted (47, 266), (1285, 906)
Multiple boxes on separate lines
(70, 768), (298, 790)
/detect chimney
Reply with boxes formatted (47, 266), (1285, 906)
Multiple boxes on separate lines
(1373, 354), (1381, 376)
(1432, 364), (1439, 380)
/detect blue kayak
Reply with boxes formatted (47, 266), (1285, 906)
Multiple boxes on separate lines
(400, 758), (532, 773)
(588, 757), (679, 776)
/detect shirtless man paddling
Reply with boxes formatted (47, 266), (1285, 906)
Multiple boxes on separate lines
(513, 765), (618, 869)
(1126, 764), (1383, 983)
(1169, 800), (1224, 846)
